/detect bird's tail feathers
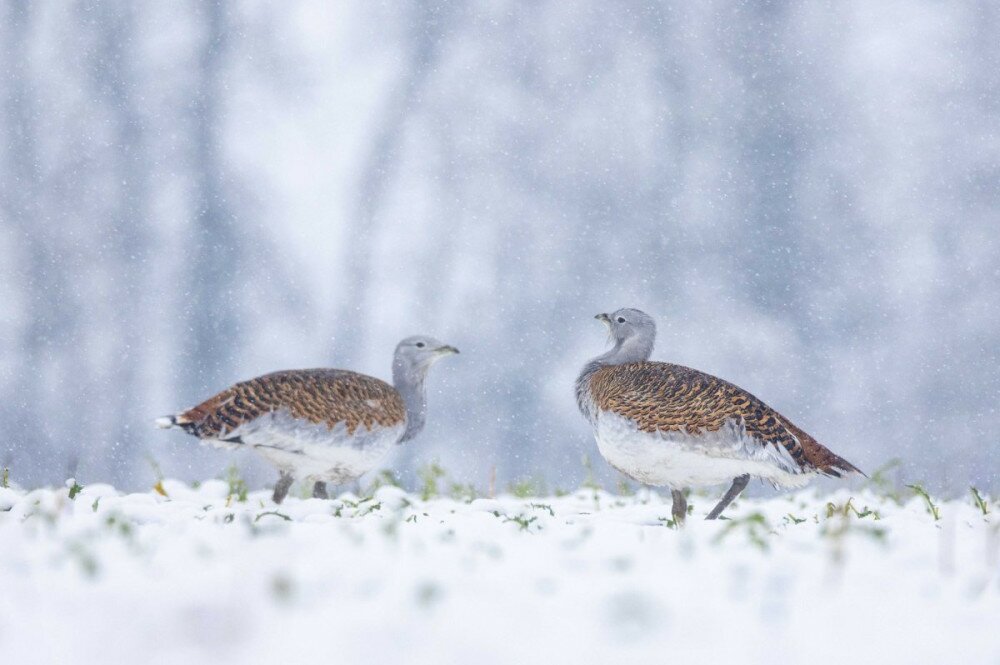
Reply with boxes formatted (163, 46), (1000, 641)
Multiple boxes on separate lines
(154, 413), (198, 436)
(824, 453), (867, 479)
(154, 415), (177, 429)
(784, 419), (866, 478)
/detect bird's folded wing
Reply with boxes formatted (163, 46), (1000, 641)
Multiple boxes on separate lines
(177, 369), (405, 440)
(589, 362), (858, 476)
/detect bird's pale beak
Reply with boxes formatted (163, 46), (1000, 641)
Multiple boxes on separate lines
(436, 345), (460, 355)
(595, 313), (611, 326)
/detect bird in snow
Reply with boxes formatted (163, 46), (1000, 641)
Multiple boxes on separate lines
(575, 308), (862, 522)
(156, 336), (459, 503)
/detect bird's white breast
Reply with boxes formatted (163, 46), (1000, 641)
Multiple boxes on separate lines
(593, 409), (813, 489)
(228, 409), (405, 484)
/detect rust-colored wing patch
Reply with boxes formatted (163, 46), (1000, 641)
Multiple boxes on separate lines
(588, 362), (861, 476)
(176, 369), (405, 440)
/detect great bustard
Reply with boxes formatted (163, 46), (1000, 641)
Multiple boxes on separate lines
(575, 308), (861, 522)
(157, 336), (459, 503)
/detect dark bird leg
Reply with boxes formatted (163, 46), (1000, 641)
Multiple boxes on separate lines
(312, 481), (328, 500)
(670, 489), (687, 525)
(705, 474), (750, 520)
(272, 472), (294, 504)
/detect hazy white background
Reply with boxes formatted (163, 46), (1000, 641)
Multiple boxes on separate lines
(1, 1), (997, 493)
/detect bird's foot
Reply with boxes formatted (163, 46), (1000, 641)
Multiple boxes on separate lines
(272, 472), (294, 504)
(705, 474), (750, 520)
(670, 489), (687, 526)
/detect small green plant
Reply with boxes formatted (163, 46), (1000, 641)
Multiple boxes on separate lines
(91, 497), (101, 512)
(821, 513), (887, 560)
(784, 513), (807, 525)
(821, 497), (888, 563)
(67, 541), (99, 578)
(825, 498), (880, 521)
(616, 479), (635, 497)
(418, 462), (447, 500)
(225, 465), (249, 503)
(1, 467), (9, 488)
(529, 502), (554, 517)
(332, 496), (383, 517)
(356, 500), (382, 517)
(580, 454), (601, 491)
(68, 479), (84, 500)
(146, 455), (165, 483)
(449, 482), (478, 503)
(105, 514), (134, 538)
(970, 487), (990, 516)
(907, 484), (941, 521)
(657, 516), (681, 530)
(712, 512), (772, 551)
(853, 505), (879, 520)
(503, 513), (539, 532)
(255, 510), (291, 522)
(866, 458), (903, 502)
(144, 454), (168, 496)
(367, 469), (402, 494)
(507, 476), (545, 498)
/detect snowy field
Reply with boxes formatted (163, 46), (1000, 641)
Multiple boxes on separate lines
(1, 477), (997, 665)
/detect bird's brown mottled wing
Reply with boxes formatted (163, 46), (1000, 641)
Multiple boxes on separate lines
(588, 362), (861, 476)
(176, 369), (405, 440)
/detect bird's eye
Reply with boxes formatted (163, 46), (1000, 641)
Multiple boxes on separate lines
(616, 316), (626, 323)
(416, 342), (426, 348)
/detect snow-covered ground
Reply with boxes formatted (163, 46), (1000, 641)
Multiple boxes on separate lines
(1, 479), (997, 664)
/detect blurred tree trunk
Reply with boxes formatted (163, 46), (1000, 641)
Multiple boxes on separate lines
(83, 0), (150, 478)
(182, 0), (241, 399)
(0, 0), (80, 477)
(0, 0), (41, 468)
(337, 1), (454, 363)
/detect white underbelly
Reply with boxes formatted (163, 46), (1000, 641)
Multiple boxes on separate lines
(229, 410), (405, 483)
(594, 411), (814, 489)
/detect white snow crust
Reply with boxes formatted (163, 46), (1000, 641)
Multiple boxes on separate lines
(0, 481), (996, 664)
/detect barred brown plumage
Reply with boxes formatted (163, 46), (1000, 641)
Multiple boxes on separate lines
(587, 362), (860, 478)
(156, 335), (459, 503)
(576, 308), (863, 523)
(175, 369), (406, 440)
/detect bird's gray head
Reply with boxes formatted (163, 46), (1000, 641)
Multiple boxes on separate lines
(393, 335), (460, 378)
(392, 335), (458, 442)
(594, 308), (656, 363)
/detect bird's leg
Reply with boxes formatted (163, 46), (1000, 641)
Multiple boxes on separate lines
(705, 474), (750, 520)
(670, 489), (687, 525)
(272, 472), (294, 504)
(312, 481), (328, 500)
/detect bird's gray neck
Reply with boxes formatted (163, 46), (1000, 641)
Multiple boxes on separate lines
(575, 335), (654, 419)
(588, 334), (654, 370)
(393, 361), (428, 442)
